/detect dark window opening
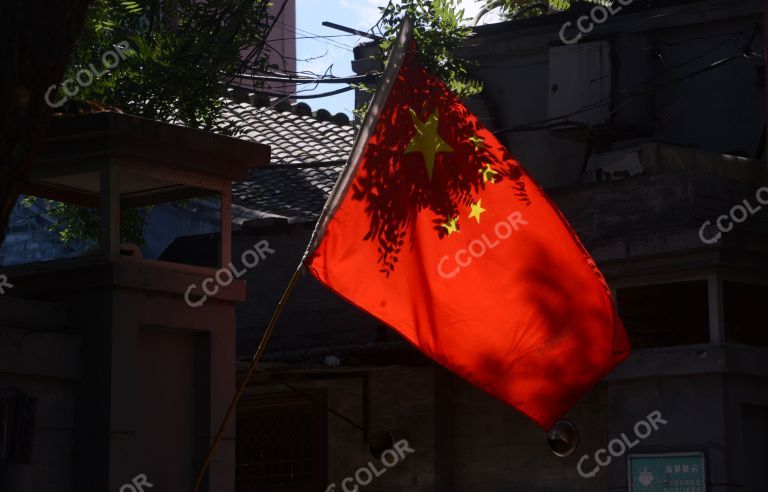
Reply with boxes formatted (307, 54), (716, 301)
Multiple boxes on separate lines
(0, 388), (37, 465)
(236, 391), (326, 492)
(617, 280), (709, 348)
(724, 281), (768, 347)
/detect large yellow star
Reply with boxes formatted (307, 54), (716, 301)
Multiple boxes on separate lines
(442, 216), (460, 236)
(406, 108), (454, 180)
(468, 200), (486, 223)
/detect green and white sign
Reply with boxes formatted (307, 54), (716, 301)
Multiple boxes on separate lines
(628, 453), (706, 492)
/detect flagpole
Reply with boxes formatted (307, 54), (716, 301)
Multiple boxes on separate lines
(302, 16), (414, 260)
(191, 17), (414, 492)
(191, 264), (304, 492)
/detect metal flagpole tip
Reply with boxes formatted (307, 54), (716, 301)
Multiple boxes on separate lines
(368, 429), (394, 459)
(546, 420), (579, 458)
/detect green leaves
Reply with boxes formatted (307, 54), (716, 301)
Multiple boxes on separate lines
(492, 0), (613, 19)
(64, 0), (274, 134)
(120, 1), (142, 15)
(21, 199), (151, 246)
(374, 0), (615, 104)
(45, 0), (277, 244)
(376, 0), (482, 101)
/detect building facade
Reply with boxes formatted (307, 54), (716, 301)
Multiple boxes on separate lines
(226, 1), (768, 491)
(1, 1), (766, 491)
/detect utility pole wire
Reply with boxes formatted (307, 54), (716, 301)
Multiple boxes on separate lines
(241, 85), (355, 100)
(227, 0), (292, 86)
(236, 73), (378, 84)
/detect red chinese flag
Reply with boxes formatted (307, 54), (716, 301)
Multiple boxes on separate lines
(304, 27), (630, 430)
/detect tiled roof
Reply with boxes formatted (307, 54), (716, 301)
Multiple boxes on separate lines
(232, 164), (344, 223)
(221, 102), (354, 166)
(220, 101), (354, 223)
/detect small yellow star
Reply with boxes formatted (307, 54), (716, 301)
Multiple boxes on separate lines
(406, 108), (454, 180)
(469, 134), (485, 151)
(442, 216), (460, 236)
(468, 200), (486, 223)
(480, 164), (498, 183)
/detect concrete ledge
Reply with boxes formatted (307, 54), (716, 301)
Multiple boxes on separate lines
(2, 256), (245, 303)
(36, 112), (270, 181)
(608, 344), (768, 381)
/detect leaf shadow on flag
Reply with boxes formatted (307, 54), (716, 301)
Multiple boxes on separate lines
(432, 238), (626, 429)
(350, 58), (531, 276)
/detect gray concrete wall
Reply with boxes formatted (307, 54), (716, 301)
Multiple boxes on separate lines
(244, 366), (438, 492)
(459, 1), (764, 188)
(245, 345), (768, 492)
(447, 377), (611, 492)
(0, 258), (242, 492)
(0, 297), (80, 492)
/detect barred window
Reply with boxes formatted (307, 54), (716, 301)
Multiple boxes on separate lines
(236, 391), (326, 492)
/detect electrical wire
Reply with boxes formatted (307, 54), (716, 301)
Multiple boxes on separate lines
(253, 28), (755, 127)
(261, 40), (335, 72)
(575, 31), (744, 119)
(269, 34), (359, 41)
(257, 64), (343, 107)
(257, 20), (371, 104)
(494, 26), (760, 134)
(249, 86), (355, 100)
(495, 48), (752, 134)
(237, 72), (376, 84)
(274, 19), (355, 51)
(370, 0), (393, 40)
(243, 15), (759, 129)
(220, 0), (292, 91)
(586, 29), (749, 99)
(265, 373), (365, 431)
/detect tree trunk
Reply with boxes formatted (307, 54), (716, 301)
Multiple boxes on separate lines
(0, 1), (93, 246)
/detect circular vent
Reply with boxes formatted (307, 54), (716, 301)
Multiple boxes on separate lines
(546, 420), (579, 458)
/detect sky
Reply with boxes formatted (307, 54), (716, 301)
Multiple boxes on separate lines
(293, 0), (502, 116)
